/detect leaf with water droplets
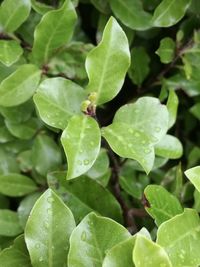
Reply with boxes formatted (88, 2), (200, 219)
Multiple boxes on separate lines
(25, 189), (76, 267)
(68, 212), (130, 267)
(133, 235), (172, 267)
(85, 16), (130, 105)
(144, 185), (183, 226)
(0, 235), (32, 267)
(157, 208), (200, 267)
(61, 115), (101, 179)
(0, 64), (41, 107)
(34, 77), (86, 130)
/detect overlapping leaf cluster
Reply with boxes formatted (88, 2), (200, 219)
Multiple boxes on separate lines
(0, 0), (200, 266)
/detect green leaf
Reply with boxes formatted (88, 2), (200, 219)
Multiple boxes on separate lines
(68, 212), (130, 267)
(0, 235), (31, 267)
(0, 149), (19, 174)
(101, 123), (155, 174)
(17, 150), (33, 173)
(102, 237), (135, 267)
(0, 64), (41, 107)
(25, 189), (76, 267)
(34, 77), (86, 130)
(109, 0), (152, 30)
(61, 115), (101, 179)
(185, 166), (200, 192)
(157, 209), (200, 266)
(0, 209), (23, 236)
(128, 47), (150, 86)
(114, 97), (169, 144)
(48, 173), (123, 223)
(31, 0), (77, 65)
(90, 0), (110, 14)
(31, 0), (53, 15)
(0, 173), (37, 197)
(0, 126), (14, 143)
(5, 118), (41, 140)
(166, 89), (179, 128)
(152, 0), (191, 27)
(144, 185), (183, 226)
(0, 0), (31, 32)
(0, 40), (23, 67)
(32, 134), (62, 176)
(190, 102), (200, 120)
(85, 16), (130, 105)
(133, 235), (172, 267)
(155, 134), (183, 159)
(156, 37), (176, 64)
(17, 192), (42, 228)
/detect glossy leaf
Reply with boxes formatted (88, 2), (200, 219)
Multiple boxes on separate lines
(114, 97), (169, 144)
(68, 212), (130, 267)
(190, 103), (200, 120)
(90, 0), (110, 14)
(185, 166), (200, 192)
(48, 172), (123, 223)
(155, 134), (183, 159)
(109, 0), (152, 30)
(0, 209), (23, 236)
(133, 235), (172, 267)
(0, 0), (31, 32)
(0, 64), (41, 107)
(101, 123), (155, 174)
(157, 209), (200, 266)
(166, 89), (179, 128)
(61, 115), (101, 179)
(25, 189), (76, 267)
(0, 173), (37, 197)
(0, 149), (19, 174)
(34, 77), (86, 130)
(144, 185), (183, 226)
(31, 0), (53, 15)
(85, 16), (130, 105)
(32, 134), (62, 176)
(31, 0), (77, 65)
(103, 237), (135, 267)
(128, 47), (150, 86)
(156, 37), (175, 64)
(0, 235), (31, 267)
(152, 0), (191, 27)
(0, 40), (23, 67)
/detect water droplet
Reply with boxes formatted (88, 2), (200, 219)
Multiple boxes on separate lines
(39, 257), (43, 262)
(142, 140), (146, 144)
(134, 132), (140, 137)
(81, 231), (87, 241)
(134, 109), (139, 113)
(144, 148), (151, 154)
(128, 143), (132, 148)
(151, 136), (158, 143)
(77, 160), (82, 165)
(79, 149), (83, 153)
(128, 128), (133, 134)
(47, 115), (50, 119)
(44, 221), (49, 229)
(88, 220), (93, 227)
(155, 127), (161, 132)
(47, 208), (52, 215)
(90, 141), (94, 146)
(47, 196), (54, 204)
(84, 159), (89, 165)
(35, 243), (40, 249)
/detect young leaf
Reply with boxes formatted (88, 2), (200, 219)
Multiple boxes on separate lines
(152, 0), (191, 27)
(0, 173), (37, 197)
(31, 0), (77, 65)
(157, 209), (200, 266)
(85, 16), (130, 105)
(25, 189), (76, 267)
(34, 77), (86, 130)
(61, 115), (101, 179)
(0, 209), (23, 236)
(155, 134), (183, 159)
(185, 166), (200, 192)
(0, 40), (23, 67)
(0, 0), (31, 33)
(109, 0), (152, 30)
(0, 64), (41, 107)
(102, 237), (135, 267)
(156, 37), (176, 64)
(48, 173), (123, 223)
(68, 212), (130, 267)
(0, 235), (32, 267)
(128, 47), (150, 86)
(144, 185), (183, 226)
(166, 89), (179, 128)
(133, 235), (172, 267)
(31, 134), (62, 176)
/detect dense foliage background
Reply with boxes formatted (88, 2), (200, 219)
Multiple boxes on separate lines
(1, 0), (200, 266)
